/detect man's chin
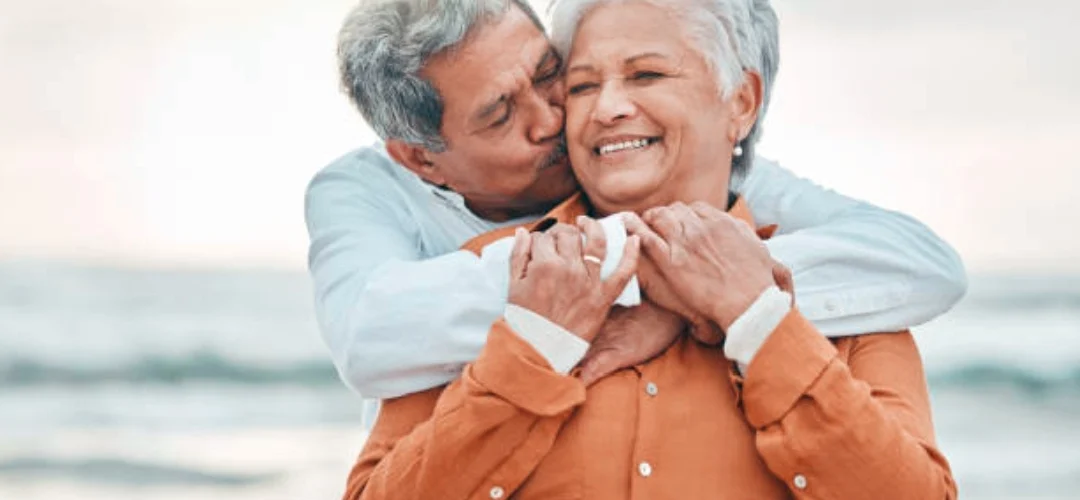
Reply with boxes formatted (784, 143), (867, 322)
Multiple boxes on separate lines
(542, 156), (577, 185)
(539, 151), (570, 172)
(528, 158), (579, 207)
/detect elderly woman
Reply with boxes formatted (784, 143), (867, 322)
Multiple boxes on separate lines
(343, 0), (957, 498)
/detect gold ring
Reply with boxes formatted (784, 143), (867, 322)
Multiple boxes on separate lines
(583, 255), (603, 266)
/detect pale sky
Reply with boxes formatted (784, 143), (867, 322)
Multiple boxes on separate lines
(1, 0), (1077, 272)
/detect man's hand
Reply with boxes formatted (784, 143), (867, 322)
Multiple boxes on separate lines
(623, 202), (776, 330)
(579, 301), (685, 386)
(508, 221), (640, 342)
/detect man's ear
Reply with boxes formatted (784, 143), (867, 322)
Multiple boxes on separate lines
(385, 139), (447, 186)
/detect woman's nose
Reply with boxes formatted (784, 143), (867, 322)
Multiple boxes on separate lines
(593, 82), (635, 125)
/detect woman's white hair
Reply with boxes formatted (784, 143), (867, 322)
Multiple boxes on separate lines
(549, 0), (779, 178)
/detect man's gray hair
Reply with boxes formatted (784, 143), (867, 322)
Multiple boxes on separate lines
(338, 0), (546, 152)
(550, 0), (779, 178)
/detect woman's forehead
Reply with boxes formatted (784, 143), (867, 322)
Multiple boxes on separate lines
(567, 3), (693, 62)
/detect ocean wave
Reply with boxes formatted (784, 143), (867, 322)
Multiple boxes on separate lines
(0, 352), (339, 387)
(0, 458), (280, 487)
(4, 353), (1079, 397)
(929, 363), (1080, 395)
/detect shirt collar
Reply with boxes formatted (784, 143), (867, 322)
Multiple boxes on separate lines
(461, 192), (766, 255)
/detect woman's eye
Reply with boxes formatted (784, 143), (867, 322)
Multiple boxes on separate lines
(568, 82), (598, 95)
(632, 71), (664, 81)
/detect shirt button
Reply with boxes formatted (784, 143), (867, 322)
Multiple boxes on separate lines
(793, 474), (808, 490)
(489, 486), (505, 499)
(645, 382), (659, 397)
(638, 461), (653, 478)
(824, 299), (839, 313)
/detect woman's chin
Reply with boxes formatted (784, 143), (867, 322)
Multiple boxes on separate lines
(584, 176), (666, 215)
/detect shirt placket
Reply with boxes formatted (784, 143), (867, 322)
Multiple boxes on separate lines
(630, 363), (663, 500)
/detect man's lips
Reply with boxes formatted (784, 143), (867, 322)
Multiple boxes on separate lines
(539, 140), (569, 170)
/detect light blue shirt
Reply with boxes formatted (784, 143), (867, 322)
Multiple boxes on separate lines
(305, 144), (967, 399)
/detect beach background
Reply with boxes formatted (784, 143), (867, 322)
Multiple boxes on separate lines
(2, 0), (1078, 499)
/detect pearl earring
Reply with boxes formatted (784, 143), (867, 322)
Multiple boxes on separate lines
(733, 144), (744, 157)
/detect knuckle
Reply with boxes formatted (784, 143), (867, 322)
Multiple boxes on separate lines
(589, 225), (607, 240)
(551, 222), (578, 235)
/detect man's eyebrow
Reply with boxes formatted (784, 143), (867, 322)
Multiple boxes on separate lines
(567, 52), (669, 75)
(475, 94), (509, 122)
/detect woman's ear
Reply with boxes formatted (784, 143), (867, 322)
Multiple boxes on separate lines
(728, 71), (764, 143)
(386, 139), (447, 186)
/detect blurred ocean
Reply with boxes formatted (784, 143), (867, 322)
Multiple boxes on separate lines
(1, 262), (1078, 499)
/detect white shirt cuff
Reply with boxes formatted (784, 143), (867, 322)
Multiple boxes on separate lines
(504, 304), (590, 374)
(723, 285), (793, 371)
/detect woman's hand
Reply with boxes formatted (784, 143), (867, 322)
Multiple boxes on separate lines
(508, 221), (640, 342)
(635, 254), (725, 345)
(623, 201), (775, 330)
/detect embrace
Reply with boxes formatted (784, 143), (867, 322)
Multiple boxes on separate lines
(305, 0), (965, 498)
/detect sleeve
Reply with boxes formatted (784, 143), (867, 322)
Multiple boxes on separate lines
(305, 155), (503, 398)
(737, 311), (957, 499)
(344, 319), (586, 500)
(739, 157), (968, 337)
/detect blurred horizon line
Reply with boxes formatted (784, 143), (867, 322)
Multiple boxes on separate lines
(1, 256), (1076, 280)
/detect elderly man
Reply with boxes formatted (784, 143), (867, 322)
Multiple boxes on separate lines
(306, 0), (966, 410)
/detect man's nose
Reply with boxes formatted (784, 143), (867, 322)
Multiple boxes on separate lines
(527, 89), (565, 144)
(593, 81), (635, 126)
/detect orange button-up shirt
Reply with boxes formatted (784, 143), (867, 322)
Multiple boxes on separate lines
(343, 194), (957, 500)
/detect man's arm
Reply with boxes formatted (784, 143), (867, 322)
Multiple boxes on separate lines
(307, 151), (634, 399)
(306, 150), (502, 397)
(740, 158), (968, 336)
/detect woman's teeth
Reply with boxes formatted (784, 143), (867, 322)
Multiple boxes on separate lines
(597, 138), (654, 156)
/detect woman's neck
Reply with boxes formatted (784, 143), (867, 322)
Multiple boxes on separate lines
(590, 178), (732, 217)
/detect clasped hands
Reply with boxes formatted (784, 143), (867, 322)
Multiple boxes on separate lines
(508, 201), (792, 386)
